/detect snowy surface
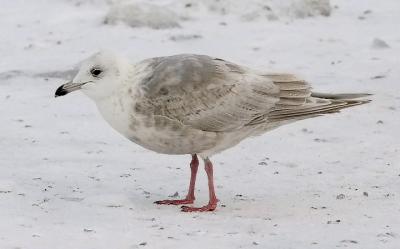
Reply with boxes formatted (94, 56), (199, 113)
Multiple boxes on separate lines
(1, 0), (400, 248)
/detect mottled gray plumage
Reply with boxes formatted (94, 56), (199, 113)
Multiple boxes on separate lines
(137, 54), (279, 132)
(114, 54), (369, 157)
(60, 52), (370, 158)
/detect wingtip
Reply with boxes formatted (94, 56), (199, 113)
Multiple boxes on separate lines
(311, 92), (373, 100)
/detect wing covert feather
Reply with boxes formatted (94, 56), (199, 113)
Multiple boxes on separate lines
(136, 55), (280, 132)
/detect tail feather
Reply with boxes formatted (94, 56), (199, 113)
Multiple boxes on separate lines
(263, 73), (371, 122)
(311, 92), (372, 99)
(268, 93), (371, 122)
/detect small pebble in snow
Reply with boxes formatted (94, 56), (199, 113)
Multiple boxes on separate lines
(336, 194), (345, 200)
(327, 219), (341, 224)
(139, 242), (147, 246)
(301, 128), (313, 134)
(106, 204), (123, 208)
(363, 192), (369, 197)
(371, 75), (386, 80)
(169, 191), (179, 197)
(169, 34), (202, 41)
(252, 241), (259, 245)
(340, 240), (358, 244)
(372, 38), (390, 49)
(311, 206), (327, 210)
(377, 120), (384, 124)
(314, 138), (328, 143)
(377, 232), (397, 238)
(83, 228), (94, 233)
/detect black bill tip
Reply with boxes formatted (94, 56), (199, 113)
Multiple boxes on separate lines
(55, 84), (68, 98)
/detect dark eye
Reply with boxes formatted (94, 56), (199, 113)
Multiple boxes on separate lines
(90, 68), (103, 77)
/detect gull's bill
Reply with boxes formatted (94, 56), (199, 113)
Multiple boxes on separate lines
(55, 81), (89, 97)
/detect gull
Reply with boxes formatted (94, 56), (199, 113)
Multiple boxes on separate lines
(55, 51), (370, 212)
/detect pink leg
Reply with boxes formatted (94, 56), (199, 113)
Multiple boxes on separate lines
(154, 154), (199, 205)
(181, 158), (218, 212)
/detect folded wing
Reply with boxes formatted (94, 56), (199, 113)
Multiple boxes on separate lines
(137, 54), (280, 132)
(136, 56), (369, 132)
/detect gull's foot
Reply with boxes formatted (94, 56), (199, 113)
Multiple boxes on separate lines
(180, 202), (218, 212)
(154, 198), (194, 205)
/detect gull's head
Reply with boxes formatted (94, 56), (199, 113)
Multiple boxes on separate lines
(55, 51), (129, 100)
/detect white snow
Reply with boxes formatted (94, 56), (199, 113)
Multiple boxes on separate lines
(187, 0), (332, 20)
(104, 2), (181, 29)
(103, 0), (332, 29)
(1, 0), (400, 248)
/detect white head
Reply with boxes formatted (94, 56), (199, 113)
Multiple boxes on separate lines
(55, 51), (130, 100)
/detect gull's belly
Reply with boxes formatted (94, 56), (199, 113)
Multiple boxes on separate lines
(126, 115), (218, 155)
(96, 99), (218, 155)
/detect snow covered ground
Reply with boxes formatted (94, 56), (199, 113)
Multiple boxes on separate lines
(1, 0), (399, 248)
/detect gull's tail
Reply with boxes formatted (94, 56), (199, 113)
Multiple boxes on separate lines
(268, 92), (371, 122)
(262, 73), (371, 122)
(311, 92), (372, 100)
(309, 92), (372, 113)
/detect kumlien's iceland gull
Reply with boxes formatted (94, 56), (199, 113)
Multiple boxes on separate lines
(55, 51), (370, 212)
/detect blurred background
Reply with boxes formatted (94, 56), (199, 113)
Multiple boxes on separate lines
(0, 0), (399, 249)
(2, 0), (398, 84)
